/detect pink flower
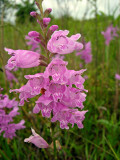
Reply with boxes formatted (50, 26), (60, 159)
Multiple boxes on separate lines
(115, 74), (120, 80)
(12, 58), (88, 129)
(0, 90), (25, 139)
(76, 42), (92, 64)
(24, 128), (49, 148)
(47, 30), (83, 54)
(5, 48), (41, 70)
(101, 25), (119, 46)
(25, 35), (41, 53)
(5, 70), (18, 87)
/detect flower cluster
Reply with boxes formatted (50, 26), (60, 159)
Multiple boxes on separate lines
(0, 89), (25, 139)
(11, 58), (87, 129)
(101, 24), (119, 46)
(5, 0), (88, 134)
(76, 42), (92, 64)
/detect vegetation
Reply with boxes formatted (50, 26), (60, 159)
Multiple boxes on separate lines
(0, 0), (120, 159)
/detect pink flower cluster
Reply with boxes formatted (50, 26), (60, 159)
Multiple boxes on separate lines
(11, 58), (87, 129)
(101, 24), (119, 46)
(0, 89), (25, 139)
(76, 42), (92, 64)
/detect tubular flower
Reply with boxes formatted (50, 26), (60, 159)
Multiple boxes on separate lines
(5, 48), (41, 70)
(11, 58), (88, 129)
(47, 30), (83, 54)
(24, 128), (49, 148)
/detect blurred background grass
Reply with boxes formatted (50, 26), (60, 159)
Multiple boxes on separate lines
(0, 0), (120, 159)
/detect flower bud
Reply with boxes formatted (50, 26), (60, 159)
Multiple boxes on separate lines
(44, 8), (52, 17)
(30, 11), (37, 17)
(47, 25), (58, 40)
(49, 25), (59, 32)
(43, 18), (51, 27)
(28, 31), (40, 37)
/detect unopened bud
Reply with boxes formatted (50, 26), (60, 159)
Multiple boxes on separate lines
(28, 31), (40, 37)
(47, 25), (58, 40)
(43, 18), (51, 27)
(30, 11), (37, 17)
(44, 8), (52, 17)
(49, 25), (58, 32)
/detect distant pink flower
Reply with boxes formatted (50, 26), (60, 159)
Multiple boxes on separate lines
(76, 42), (92, 64)
(115, 74), (120, 80)
(5, 48), (40, 70)
(5, 70), (18, 87)
(24, 128), (49, 148)
(25, 35), (41, 53)
(101, 25), (119, 46)
(0, 90), (25, 139)
(84, 75), (88, 79)
(79, 63), (83, 68)
(47, 30), (83, 54)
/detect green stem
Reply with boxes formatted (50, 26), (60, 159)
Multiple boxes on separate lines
(105, 45), (109, 67)
(51, 123), (57, 159)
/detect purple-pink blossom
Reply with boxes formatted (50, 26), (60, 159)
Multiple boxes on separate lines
(115, 74), (120, 80)
(101, 25), (119, 46)
(47, 30), (83, 54)
(5, 69), (18, 87)
(25, 35), (41, 53)
(76, 42), (92, 64)
(0, 90), (25, 139)
(5, 48), (41, 70)
(24, 128), (49, 148)
(11, 58), (88, 129)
